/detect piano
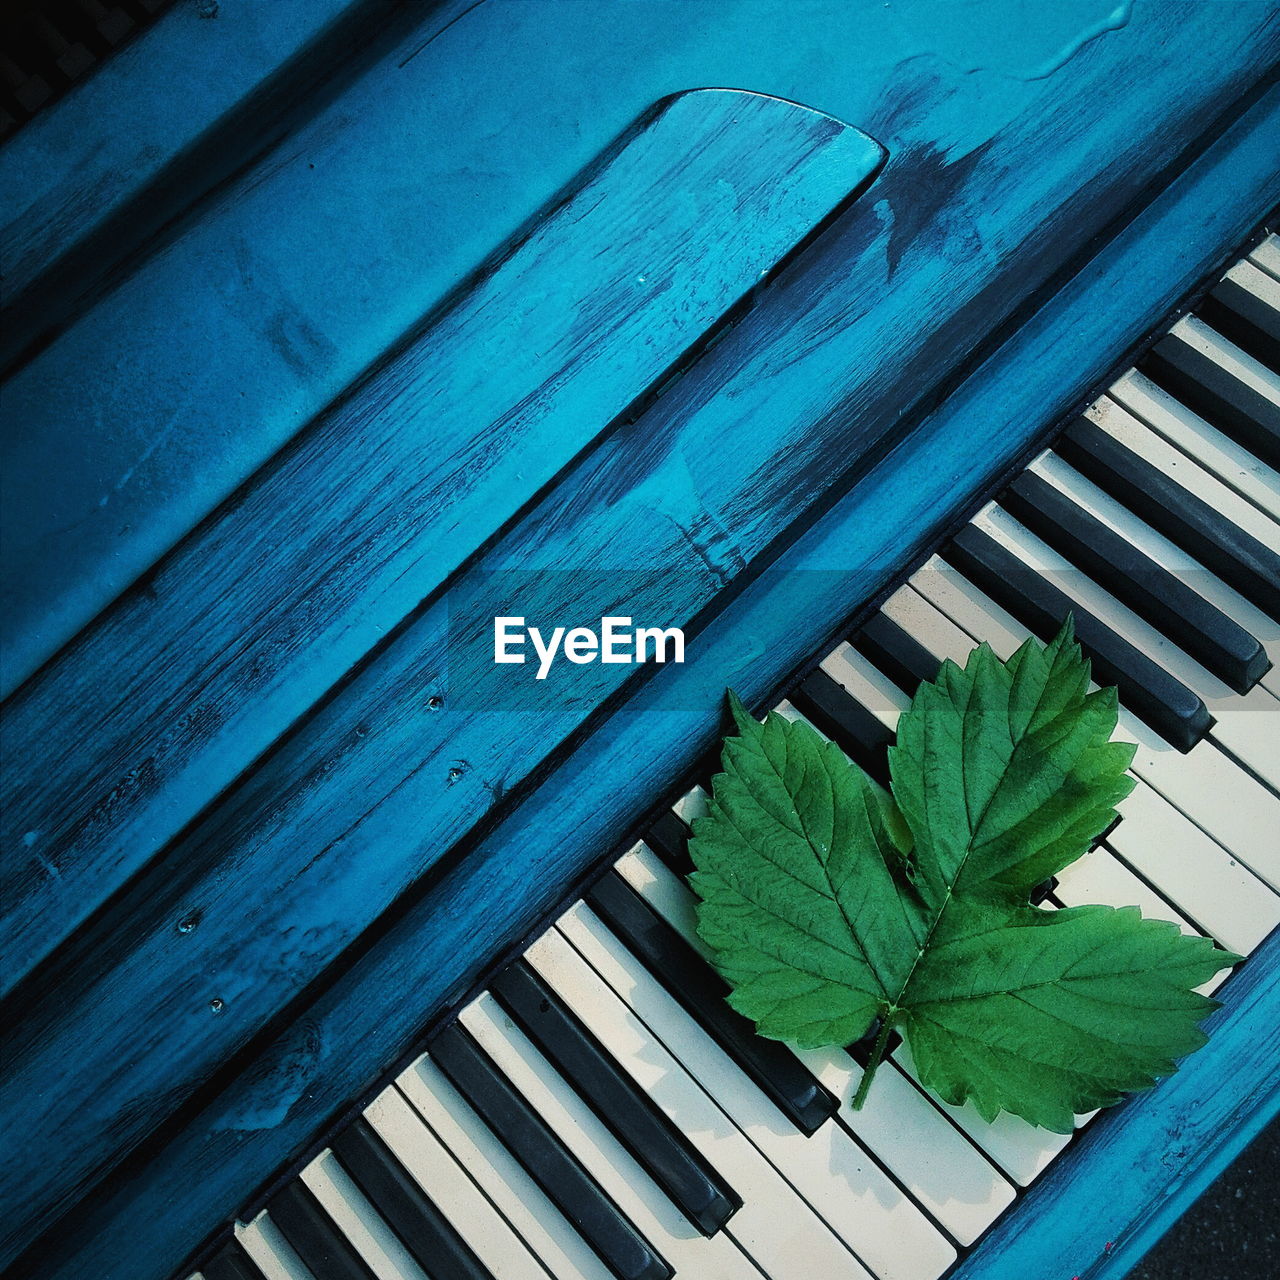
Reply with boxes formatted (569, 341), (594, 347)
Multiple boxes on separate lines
(0, 3), (1277, 1279)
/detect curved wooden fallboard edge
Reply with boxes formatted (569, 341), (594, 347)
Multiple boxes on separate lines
(0, 86), (883, 992)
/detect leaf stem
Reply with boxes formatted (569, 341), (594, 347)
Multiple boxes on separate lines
(850, 1009), (896, 1110)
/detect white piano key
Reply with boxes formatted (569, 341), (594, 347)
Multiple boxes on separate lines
(396, 1058), (613, 1280)
(619, 843), (1016, 1246)
(459, 994), (760, 1280)
(910, 557), (1280, 892)
(1027, 447), (1280, 701)
(1219, 256), (1280, 324)
(1080, 397), (1280, 575)
(671, 786), (710, 827)
(1249, 232), (1280, 283)
(526, 922), (877, 1280)
(1110, 371), (1280, 521)
(235, 1213), (317, 1280)
(969, 501), (1280, 789)
(1165, 313), (1280, 418)
(888, 1039), (1074, 1187)
(364, 1088), (552, 1280)
(1102, 785), (1278, 955)
(820, 640), (912, 719)
(298, 1152), (428, 1280)
(553, 905), (957, 1280)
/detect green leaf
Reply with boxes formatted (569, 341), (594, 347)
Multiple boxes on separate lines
(690, 625), (1240, 1130)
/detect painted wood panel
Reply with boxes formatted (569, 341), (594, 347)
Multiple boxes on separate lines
(0, 88), (879, 999)
(9, 69), (1279, 1280)
(5, 0), (1270, 694)
(0, 0), (395, 319)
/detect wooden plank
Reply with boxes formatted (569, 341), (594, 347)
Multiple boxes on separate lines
(0, 0), (436, 368)
(10, 67), (1280, 1280)
(0, 87), (879, 997)
(6, 0), (1270, 695)
(952, 926), (1280, 1280)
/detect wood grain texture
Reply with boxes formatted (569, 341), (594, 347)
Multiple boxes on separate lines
(0, 0), (375, 307)
(7, 0), (1265, 694)
(9, 67), (1280, 1280)
(0, 88), (878, 999)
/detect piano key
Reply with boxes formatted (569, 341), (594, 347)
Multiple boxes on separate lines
(1023, 446), (1280, 700)
(489, 959), (740, 1237)
(1141, 314), (1280, 467)
(202, 1241), (267, 1280)
(525, 930), (876, 1280)
(394, 1059), (614, 1280)
(788, 668), (894, 787)
(671, 785), (710, 828)
(236, 1212), (318, 1280)
(947, 516), (1213, 751)
(365, 1085), (571, 1280)
(1249, 233), (1280, 282)
(583, 871), (838, 1136)
(1003, 466), (1267, 692)
(851, 612), (940, 698)
(459, 994), (759, 1280)
(328, 1119), (491, 1280)
(1109, 371), (1280, 522)
(266, 1180), (378, 1280)
(640, 768), (1080, 1187)
(617, 843), (1017, 1246)
(909, 561), (1280, 894)
(1100, 784), (1279, 955)
(876, 583), (1279, 942)
(641, 808), (700, 877)
(298, 1147), (435, 1280)
(554, 903), (958, 1280)
(967, 500), (1280, 786)
(1058, 401), (1280, 620)
(1198, 258), (1280, 370)
(429, 1023), (671, 1280)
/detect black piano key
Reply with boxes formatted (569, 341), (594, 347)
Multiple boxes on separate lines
(491, 959), (741, 1237)
(1030, 875), (1060, 906)
(331, 1118), (494, 1280)
(585, 871), (838, 1136)
(946, 524), (1213, 752)
(854, 612), (942, 698)
(1198, 279), (1280, 373)
(644, 808), (698, 877)
(202, 1241), (267, 1280)
(266, 1179), (379, 1280)
(845, 1017), (903, 1069)
(789, 669), (894, 788)
(1002, 470), (1269, 693)
(1140, 332), (1280, 470)
(1057, 416), (1280, 622)
(430, 1023), (672, 1280)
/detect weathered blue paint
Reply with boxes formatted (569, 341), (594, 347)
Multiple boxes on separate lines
(0, 88), (879, 1002)
(6, 0), (1268, 691)
(11, 61), (1280, 1280)
(0, 0), (378, 307)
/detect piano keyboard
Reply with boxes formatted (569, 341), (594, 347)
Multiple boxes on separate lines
(186, 236), (1280, 1280)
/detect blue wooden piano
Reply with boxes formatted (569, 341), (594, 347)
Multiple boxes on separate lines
(1, 2), (1278, 1278)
